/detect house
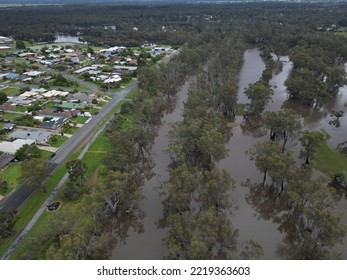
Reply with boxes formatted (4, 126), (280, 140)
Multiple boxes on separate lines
(23, 71), (43, 77)
(0, 73), (8, 80)
(0, 153), (15, 170)
(5, 73), (19, 80)
(38, 117), (67, 131)
(103, 75), (122, 86)
(74, 66), (94, 74)
(0, 46), (11, 51)
(3, 123), (16, 131)
(10, 97), (32, 106)
(113, 66), (137, 72)
(128, 59), (138, 66)
(67, 92), (92, 103)
(41, 90), (69, 99)
(54, 102), (88, 110)
(37, 108), (80, 119)
(71, 57), (80, 64)
(9, 129), (52, 144)
(0, 36), (12, 46)
(0, 139), (36, 155)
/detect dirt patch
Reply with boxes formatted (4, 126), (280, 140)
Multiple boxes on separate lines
(0, 195), (4, 201)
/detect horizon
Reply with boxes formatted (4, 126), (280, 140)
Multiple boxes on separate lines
(2, 0), (347, 4)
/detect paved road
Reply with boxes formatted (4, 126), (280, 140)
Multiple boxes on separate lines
(1, 117), (108, 260)
(0, 81), (137, 213)
(51, 81), (137, 165)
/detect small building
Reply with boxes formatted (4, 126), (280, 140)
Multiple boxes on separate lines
(0, 139), (36, 155)
(0, 154), (15, 170)
(0, 46), (11, 51)
(9, 130), (51, 144)
(5, 73), (19, 80)
(38, 117), (67, 131)
(66, 92), (92, 103)
(3, 123), (16, 131)
(0, 36), (13, 45)
(23, 71), (43, 77)
(113, 65), (137, 72)
(54, 102), (88, 110)
(71, 57), (80, 64)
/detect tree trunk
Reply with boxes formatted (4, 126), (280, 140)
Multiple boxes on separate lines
(262, 168), (267, 186)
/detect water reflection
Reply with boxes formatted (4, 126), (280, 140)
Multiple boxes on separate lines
(109, 48), (347, 259)
(111, 78), (191, 259)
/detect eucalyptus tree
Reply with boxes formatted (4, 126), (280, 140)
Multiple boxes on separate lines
(264, 109), (302, 153)
(299, 130), (329, 165)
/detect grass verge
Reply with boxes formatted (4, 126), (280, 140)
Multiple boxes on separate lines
(5, 85), (138, 259)
(315, 143), (347, 175)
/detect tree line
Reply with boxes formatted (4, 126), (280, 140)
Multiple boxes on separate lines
(14, 32), (212, 259)
(160, 35), (264, 259)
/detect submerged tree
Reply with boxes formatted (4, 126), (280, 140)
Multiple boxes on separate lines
(280, 167), (346, 259)
(264, 109), (302, 152)
(244, 81), (274, 126)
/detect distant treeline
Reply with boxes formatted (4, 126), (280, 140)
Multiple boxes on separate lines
(1, 2), (347, 46)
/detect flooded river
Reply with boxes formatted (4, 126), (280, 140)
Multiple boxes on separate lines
(111, 48), (347, 259)
(111, 79), (191, 259)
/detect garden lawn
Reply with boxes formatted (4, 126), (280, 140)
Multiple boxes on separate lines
(83, 134), (110, 178)
(2, 163), (21, 189)
(2, 112), (23, 121)
(47, 135), (69, 148)
(73, 116), (89, 124)
(0, 86), (20, 96)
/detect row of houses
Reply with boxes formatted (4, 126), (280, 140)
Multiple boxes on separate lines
(0, 36), (12, 51)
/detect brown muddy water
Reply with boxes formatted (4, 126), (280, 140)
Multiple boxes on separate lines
(111, 49), (347, 259)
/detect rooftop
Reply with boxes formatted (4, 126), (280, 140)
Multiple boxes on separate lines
(9, 130), (51, 143)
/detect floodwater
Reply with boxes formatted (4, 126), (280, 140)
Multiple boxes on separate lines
(219, 49), (347, 259)
(111, 48), (347, 259)
(111, 79), (191, 259)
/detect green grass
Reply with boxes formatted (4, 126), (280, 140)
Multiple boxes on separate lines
(2, 163), (21, 189)
(47, 135), (69, 148)
(64, 125), (79, 134)
(0, 148), (80, 258)
(82, 134), (110, 178)
(88, 107), (99, 115)
(76, 84), (91, 91)
(0, 179), (55, 257)
(3, 84), (138, 259)
(126, 87), (139, 99)
(9, 213), (51, 259)
(315, 143), (347, 175)
(111, 79), (136, 93)
(73, 116), (89, 124)
(0, 86), (20, 96)
(236, 103), (246, 116)
(45, 102), (54, 109)
(334, 31), (347, 38)
(1, 112), (23, 121)
(14, 106), (29, 113)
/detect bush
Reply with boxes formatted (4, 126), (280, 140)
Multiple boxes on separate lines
(331, 171), (347, 189)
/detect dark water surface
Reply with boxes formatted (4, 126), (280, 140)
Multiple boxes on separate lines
(111, 79), (191, 259)
(111, 49), (347, 259)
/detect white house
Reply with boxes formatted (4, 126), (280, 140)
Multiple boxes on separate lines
(0, 139), (36, 155)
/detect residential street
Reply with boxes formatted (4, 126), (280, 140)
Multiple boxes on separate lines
(0, 81), (137, 213)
